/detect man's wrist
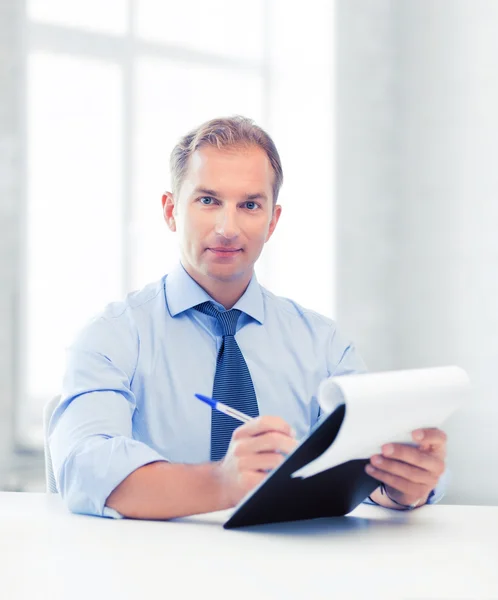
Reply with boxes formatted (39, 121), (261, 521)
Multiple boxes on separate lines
(368, 485), (428, 510)
(380, 484), (427, 510)
(209, 461), (233, 510)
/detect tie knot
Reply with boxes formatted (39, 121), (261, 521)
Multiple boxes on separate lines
(194, 301), (241, 336)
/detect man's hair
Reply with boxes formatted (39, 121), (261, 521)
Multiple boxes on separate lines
(170, 115), (283, 203)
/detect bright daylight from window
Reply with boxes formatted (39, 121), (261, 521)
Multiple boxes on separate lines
(20, 0), (334, 447)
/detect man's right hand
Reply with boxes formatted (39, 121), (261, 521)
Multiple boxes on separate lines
(216, 416), (299, 507)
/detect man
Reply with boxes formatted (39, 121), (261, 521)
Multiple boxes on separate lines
(49, 116), (447, 519)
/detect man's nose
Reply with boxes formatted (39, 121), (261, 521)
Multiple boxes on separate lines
(215, 206), (240, 240)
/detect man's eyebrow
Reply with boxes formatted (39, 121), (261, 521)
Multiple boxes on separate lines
(192, 187), (269, 202)
(192, 187), (219, 197)
(245, 193), (268, 202)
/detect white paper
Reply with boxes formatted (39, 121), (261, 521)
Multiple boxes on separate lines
(291, 365), (470, 479)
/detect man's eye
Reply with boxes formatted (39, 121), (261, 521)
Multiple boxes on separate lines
(245, 201), (259, 210)
(199, 197), (215, 205)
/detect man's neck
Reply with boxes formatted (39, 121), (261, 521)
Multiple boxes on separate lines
(181, 261), (252, 310)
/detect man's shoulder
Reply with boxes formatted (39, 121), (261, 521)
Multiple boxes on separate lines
(100, 277), (166, 321)
(73, 277), (166, 347)
(260, 286), (336, 330)
(68, 277), (167, 356)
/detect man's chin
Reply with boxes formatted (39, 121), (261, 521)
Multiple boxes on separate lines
(204, 263), (248, 283)
(207, 268), (243, 283)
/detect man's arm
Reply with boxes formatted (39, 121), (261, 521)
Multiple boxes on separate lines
(57, 315), (373, 519)
(105, 417), (297, 520)
(52, 312), (298, 519)
(50, 311), (166, 516)
(105, 461), (229, 519)
(52, 372), (297, 520)
(53, 381), (297, 519)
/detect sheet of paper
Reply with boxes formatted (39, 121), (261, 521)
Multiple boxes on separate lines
(292, 365), (470, 479)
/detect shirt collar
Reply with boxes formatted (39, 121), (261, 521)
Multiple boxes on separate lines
(165, 262), (265, 324)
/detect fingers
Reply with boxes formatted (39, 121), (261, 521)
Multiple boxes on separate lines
(234, 431), (299, 457)
(232, 415), (295, 440)
(368, 453), (440, 487)
(412, 427), (447, 445)
(379, 444), (445, 477)
(411, 428), (447, 457)
(226, 416), (298, 481)
(221, 416), (297, 505)
(365, 464), (428, 499)
(238, 452), (287, 473)
(365, 437), (446, 502)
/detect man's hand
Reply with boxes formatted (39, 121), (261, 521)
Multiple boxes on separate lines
(216, 416), (298, 507)
(365, 428), (447, 508)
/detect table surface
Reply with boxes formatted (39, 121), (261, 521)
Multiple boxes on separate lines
(1, 492), (497, 600)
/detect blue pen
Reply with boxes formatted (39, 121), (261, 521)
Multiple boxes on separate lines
(194, 393), (253, 424)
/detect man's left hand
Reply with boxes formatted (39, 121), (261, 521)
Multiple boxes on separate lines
(365, 428), (447, 507)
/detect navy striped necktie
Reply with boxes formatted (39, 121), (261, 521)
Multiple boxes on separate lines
(195, 301), (259, 461)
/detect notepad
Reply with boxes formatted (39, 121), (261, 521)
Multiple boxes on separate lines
(224, 365), (470, 528)
(292, 365), (470, 479)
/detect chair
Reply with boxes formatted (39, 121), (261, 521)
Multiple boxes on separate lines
(43, 395), (60, 493)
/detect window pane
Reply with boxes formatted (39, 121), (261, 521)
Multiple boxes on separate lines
(259, 0), (335, 318)
(131, 58), (264, 290)
(25, 53), (123, 418)
(136, 0), (265, 61)
(28, 0), (128, 35)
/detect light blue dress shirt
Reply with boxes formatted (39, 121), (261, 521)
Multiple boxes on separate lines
(49, 263), (445, 518)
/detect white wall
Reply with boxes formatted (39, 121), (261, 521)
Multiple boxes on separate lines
(336, 0), (498, 505)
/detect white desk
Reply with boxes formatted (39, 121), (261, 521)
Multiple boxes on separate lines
(1, 492), (497, 600)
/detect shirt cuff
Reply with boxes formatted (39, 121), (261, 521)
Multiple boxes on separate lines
(102, 506), (124, 519)
(57, 436), (168, 517)
(426, 467), (449, 504)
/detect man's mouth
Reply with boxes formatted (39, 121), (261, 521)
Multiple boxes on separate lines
(206, 247), (243, 258)
(207, 247), (242, 253)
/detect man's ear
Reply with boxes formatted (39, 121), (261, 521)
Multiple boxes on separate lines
(162, 192), (176, 232)
(265, 204), (282, 242)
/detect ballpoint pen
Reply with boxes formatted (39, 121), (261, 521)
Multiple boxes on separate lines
(194, 393), (253, 424)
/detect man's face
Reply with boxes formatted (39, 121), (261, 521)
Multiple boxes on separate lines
(163, 144), (281, 286)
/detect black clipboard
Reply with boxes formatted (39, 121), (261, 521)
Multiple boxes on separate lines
(223, 403), (378, 529)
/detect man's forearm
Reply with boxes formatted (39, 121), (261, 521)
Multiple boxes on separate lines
(105, 461), (232, 520)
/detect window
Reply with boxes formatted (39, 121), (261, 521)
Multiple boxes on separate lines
(22, 52), (124, 443)
(28, 0), (128, 35)
(20, 0), (335, 446)
(135, 0), (265, 61)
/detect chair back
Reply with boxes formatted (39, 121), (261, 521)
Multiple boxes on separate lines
(43, 395), (61, 493)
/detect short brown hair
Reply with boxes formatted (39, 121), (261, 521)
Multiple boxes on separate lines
(170, 115), (283, 203)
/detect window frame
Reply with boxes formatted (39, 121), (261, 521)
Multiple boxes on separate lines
(16, 0), (272, 449)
